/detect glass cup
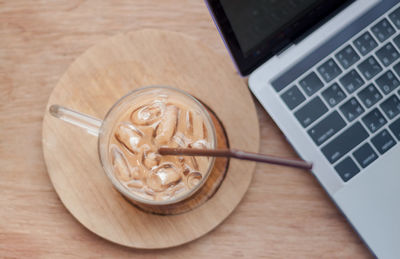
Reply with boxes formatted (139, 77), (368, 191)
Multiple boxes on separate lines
(49, 86), (216, 207)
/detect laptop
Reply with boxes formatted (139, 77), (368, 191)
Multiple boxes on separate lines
(205, 0), (400, 257)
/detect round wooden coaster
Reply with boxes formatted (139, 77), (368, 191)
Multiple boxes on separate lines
(42, 29), (260, 249)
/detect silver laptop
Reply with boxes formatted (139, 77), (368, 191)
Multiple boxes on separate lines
(206, 0), (400, 257)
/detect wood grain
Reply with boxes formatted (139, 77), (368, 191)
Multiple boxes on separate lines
(0, 0), (371, 258)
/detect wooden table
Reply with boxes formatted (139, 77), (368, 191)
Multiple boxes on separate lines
(0, 1), (371, 258)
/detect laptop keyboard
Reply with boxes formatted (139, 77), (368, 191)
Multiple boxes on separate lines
(278, 4), (400, 182)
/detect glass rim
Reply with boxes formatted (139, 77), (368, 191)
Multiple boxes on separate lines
(98, 86), (217, 206)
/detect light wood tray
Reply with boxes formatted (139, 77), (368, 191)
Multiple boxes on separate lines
(42, 29), (260, 249)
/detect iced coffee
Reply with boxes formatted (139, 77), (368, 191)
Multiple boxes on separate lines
(108, 91), (214, 202)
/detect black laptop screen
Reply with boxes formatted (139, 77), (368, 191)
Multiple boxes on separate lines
(207, 0), (352, 75)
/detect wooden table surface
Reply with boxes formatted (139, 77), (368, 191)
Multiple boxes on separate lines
(0, 1), (371, 258)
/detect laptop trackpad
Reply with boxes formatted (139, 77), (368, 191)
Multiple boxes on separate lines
(334, 144), (400, 258)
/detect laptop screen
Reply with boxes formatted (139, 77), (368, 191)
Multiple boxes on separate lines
(206, 0), (352, 76)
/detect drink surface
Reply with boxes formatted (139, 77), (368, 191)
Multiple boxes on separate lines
(108, 93), (212, 202)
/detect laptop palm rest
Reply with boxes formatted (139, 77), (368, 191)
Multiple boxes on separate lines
(334, 144), (400, 258)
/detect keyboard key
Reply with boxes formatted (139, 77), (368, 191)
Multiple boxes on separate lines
(375, 70), (400, 94)
(357, 83), (382, 108)
(353, 32), (378, 56)
(371, 129), (396, 154)
(339, 97), (364, 122)
(334, 157), (360, 182)
(375, 43), (400, 67)
(321, 83), (346, 107)
(299, 72), (324, 96)
(389, 117), (400, 140)
(362, 108), (387, 133)
(335, 45), (360, 69)
(389, 6), (400, 29)
(371, 18), (395, 42)
(339, 69), (364, 94)
(321, 122), (369, 164)
(317, 58), (342, 83)
(353, 143), (378, 168)
(281, 85), (306, 110)
(394, 62), (400, 77)
(357, 56), (382, 80)
(294, 97), (328, 128)
(307, 111), (346, 146)
(380, 94), (400, 119)
(394, 34), (400, 50)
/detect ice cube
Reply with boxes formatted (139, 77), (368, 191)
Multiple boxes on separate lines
(147, 173), (164, 192)
(130, 102), (165, 126)
(162, 182), (186, 200)
(187, 171), (202, 189)
(192, 111), (205, 140)
(143, 151), (161, 169)
(115, 122), (143, 153)
(182, 163), (191, 176)
(147, 163), (182, 192)
(155, 105), (178, 145)
(185, 110), (193, 134)
(190, 139), (209, 149)
(111, 145), (133, 182)
(180, 157), (198, 172)
(173, 182), (187, 196)
(127, 179), (144, 189)
(188, 140), (210, 171)
(130, 166), (142, 179)
(143, 186), (156, 197)
(190, 157), (199, 171)
(202, 123), (208, 140)
(172, 132), (190, 147)
(155, 163), (181, 184)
